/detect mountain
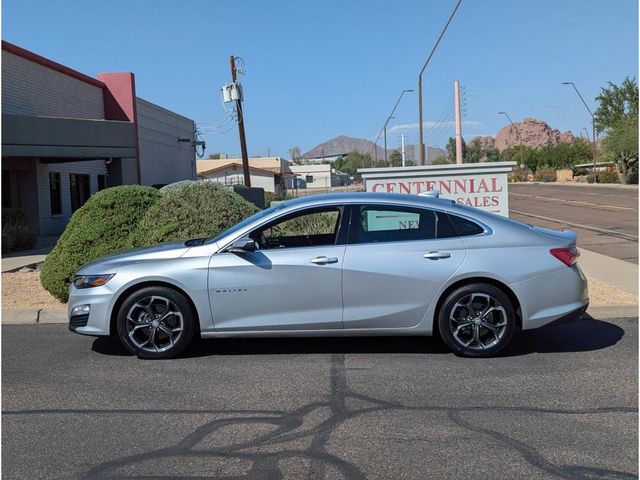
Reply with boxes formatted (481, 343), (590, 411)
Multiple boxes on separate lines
(472, 118), (576, 152)
(302, 135), (446, 164)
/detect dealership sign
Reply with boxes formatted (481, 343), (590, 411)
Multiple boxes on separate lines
(358, 162), (516, 217)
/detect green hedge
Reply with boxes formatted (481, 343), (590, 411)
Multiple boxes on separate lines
(2, 208), (37, 253)
(133, 183), (259, 247)
(40, 186), (162, 302)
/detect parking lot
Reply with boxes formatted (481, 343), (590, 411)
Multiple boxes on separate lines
(2, 316), (637, 480)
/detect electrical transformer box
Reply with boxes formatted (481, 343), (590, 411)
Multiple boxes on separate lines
(221, 83), (243, 103)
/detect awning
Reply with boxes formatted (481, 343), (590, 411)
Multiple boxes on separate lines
(2, 114), (137, 159)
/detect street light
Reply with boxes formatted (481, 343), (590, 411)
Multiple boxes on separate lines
(417, 0), (463, 165)
(381, 89), (413, 165)
(562, 81), (597, 175)
(498, 111), (524, 177)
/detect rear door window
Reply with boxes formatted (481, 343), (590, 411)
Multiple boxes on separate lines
(351, 205), (438, 243)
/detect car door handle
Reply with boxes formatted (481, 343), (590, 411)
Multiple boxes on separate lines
(423, 251), (451, 260)
(310, 256), (339, 265)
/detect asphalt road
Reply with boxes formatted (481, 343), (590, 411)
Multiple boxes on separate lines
(2, 318), (638, 480)
(509, 184), (639, 264)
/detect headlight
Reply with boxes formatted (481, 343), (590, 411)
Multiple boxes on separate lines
(73, 274), (115, 289)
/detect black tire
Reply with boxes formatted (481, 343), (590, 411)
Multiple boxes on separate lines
(438, 283), (516, 358)
(116, 286), (196, 359)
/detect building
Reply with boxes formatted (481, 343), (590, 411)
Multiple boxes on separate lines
(2, 41), (197, 235)
(288, 164), (348, 189)
(196, 162), (281, 196)
(196, 157), (293, 196)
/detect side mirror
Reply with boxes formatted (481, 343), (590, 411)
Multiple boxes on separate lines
(227, 237), (257, 253)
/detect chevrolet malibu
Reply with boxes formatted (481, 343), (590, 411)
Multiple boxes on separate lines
(68, 192), (588, 359)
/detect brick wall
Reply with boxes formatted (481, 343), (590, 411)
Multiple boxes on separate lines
(2, 52), (104, 119)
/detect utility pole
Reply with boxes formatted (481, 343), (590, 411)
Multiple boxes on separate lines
(401, 133), (406, 167)
(230, 55), (251, 187)
(454, 80), (463, 164)
(417, 0), (463, 165)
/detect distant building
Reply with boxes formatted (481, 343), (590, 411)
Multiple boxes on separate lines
(2, 41), (197, 235)
(288, 164), (348, 189)
(197, 162), (282, 196)
(196, 157), (294, 196)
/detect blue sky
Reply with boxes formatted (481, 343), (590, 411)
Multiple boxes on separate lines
(3, 0), (638, 157)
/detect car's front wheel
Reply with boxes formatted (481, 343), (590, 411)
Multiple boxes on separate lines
(116, 286), (196, 359)
(438, 284), (516, 357)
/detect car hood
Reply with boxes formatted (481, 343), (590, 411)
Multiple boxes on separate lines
(77, 241), (191, 274)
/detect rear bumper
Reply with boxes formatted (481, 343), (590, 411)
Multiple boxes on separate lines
(540, 303), (589, 328)
(511, 264), (589, 330)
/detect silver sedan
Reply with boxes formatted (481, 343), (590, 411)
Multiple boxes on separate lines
(68, 192), (588, 358)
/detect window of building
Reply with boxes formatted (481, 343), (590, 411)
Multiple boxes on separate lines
(70, 173), (91, 212)
(97, 174), (107, 191)
(250, 207), (342, 249)
(2, 170), (11, 208)
(49, 172), (62, 215)
(305, 175), (314, 184)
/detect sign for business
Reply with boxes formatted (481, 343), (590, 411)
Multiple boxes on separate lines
(359, 162), (516, 217)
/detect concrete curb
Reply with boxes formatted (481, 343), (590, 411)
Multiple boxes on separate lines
(513, 182), (639, 190)
(1, 309), (67, 325)
(587, 304), (639, 320)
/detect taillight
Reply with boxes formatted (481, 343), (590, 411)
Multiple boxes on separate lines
(550, 247), (579, 266)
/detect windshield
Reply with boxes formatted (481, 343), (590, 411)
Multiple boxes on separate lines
(207, 202), (289, 244)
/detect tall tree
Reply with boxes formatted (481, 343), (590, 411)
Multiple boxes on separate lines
(288, 146), (303, 165)
(602, 116), (638, 184)
(595, 77), (639, 183)
(595, 77), (638, 133)
(446, 137), (466, 162)
(389, 150), (403, 167)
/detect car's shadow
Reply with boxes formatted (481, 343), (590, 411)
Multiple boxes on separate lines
(91, 315), (627, 359)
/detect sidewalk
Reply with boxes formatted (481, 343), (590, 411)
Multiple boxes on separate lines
(1, 235), (57, 272)
(579, 248), (638, 296)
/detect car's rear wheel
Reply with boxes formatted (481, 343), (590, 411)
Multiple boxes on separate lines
(116, 286), (196, 359)
(438, 284), (516, 357)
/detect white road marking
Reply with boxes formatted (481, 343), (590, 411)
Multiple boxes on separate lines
(510, 192), (637, 211)
(510, 210), (639, 241)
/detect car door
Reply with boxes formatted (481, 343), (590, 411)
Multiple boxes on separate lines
(342, 204), (467, 329)
(209, 205), (347, 331)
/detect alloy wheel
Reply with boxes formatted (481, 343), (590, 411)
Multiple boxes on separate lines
(449, 293), (508, 351)
(126, 295), (184, 354)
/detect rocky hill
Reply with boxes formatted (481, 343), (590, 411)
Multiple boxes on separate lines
(303, 135), (446, 163)
(486, 118), (575, 151)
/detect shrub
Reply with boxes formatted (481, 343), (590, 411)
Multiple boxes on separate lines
(2, 208), (37, 252)
(264, 191), (282, 207)
(40, 186), (162, 302)
(597, 168), (621, 184)
(159, 180), (199, 194)
(534, 168), (557, 182)
(133, 183), (259, 247)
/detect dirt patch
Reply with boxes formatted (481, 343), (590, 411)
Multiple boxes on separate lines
(586, 277), (638, 305)
(1, 271), (65, 310)
(1, 271), (637, 311)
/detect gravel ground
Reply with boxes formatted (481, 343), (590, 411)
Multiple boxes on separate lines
(1, 271), (65, 310)
(1, 270), (637, 310)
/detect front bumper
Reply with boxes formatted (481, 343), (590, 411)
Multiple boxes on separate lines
(67, 283), (115, 336)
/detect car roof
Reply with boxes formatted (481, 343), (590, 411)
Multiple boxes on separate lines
(280, 192), (456, 209)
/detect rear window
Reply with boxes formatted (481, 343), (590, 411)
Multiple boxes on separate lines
(446, 213), (485, 237)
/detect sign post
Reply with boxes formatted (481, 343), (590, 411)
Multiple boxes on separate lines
(358, 162), (516, 217)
